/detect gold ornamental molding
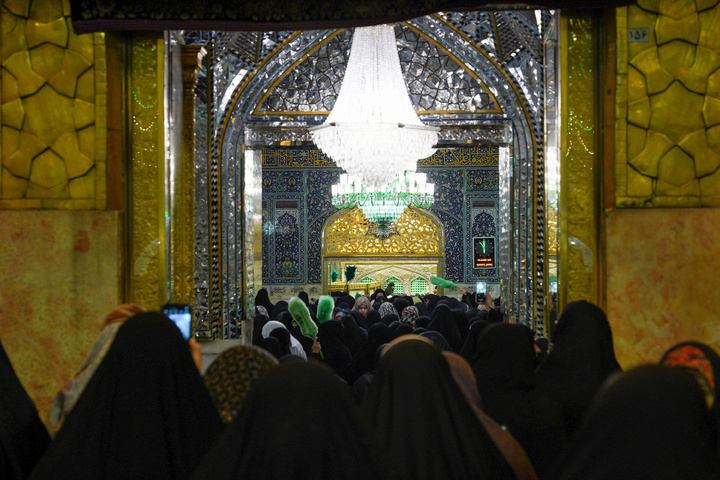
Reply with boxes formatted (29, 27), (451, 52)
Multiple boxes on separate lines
(125, 34), (166, 309)
(169, 45), (203, 305)
(560, 12), (601, 306)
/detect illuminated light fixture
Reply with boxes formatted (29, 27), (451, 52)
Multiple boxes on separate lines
(310, 24), (439, 191)
(331, 171), (435, 228)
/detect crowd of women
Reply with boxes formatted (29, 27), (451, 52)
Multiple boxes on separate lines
(3, 288), (720, 479)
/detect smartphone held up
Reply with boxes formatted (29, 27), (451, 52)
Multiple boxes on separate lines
(475, 281), (487, 303)
(162, 303), (192, 340)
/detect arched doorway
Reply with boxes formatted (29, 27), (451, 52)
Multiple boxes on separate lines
(178, 10), (558, 340)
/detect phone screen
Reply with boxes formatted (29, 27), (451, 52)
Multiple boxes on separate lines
(550, 281), (558, 294)
(476, 281), (487, 296)
(163, 304), (192, 340)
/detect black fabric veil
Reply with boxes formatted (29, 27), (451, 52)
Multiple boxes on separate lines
(535, 300), (621, 437)
(254, 288), (275, 313)
(473, 323), (537, 391)
(553, 365), (720, 480)
(346, 323), (393, 385)
(192, 360), (399, 480)
(472, 323), (565, 478)
(269, 300), (288, 320)
(29, 312), (223, 480)
(347, 309), (367, 330)
(363, 338), (515, 480)
(364, 309), (381, 328)
(451, 308), (470, 344)
(298, 291), (310, 306)
(0, 338), (50, 480)
(317, 320), (353, 379)
(459, 319), (489, 361)
(426, 304), (463, 352)
(419, 330), (453, 352)
(340, 314), (367, 356)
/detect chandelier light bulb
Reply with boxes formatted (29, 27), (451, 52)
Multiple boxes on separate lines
(311, 24), (439, 191)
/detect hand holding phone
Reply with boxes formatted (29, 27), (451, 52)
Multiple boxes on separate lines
(475, 281), (487, 303)
(162, 303), (192, 340)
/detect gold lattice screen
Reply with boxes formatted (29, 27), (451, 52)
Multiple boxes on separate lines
(323, 207), (443, 257)
(322, 207), (444, 293)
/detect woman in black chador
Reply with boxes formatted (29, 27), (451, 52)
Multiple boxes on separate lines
(29, 312), (223, 480)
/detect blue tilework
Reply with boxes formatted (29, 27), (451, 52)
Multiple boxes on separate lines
(274, 211), (300, 278)
(424, 169), (463, 216)
(263, 194), (306, 284)
(465, 193), (500, 283)
(262, 147), (500, 285)
(430, 208), (464, 282)
(420, 146), (499, 167)
(262, 149), (337, 167)
(465, 168), (500, 192)
(472, 212), (497, 237)
(262, 170), (304, 193)
(307, 209), (336, 283)
(262, 206), (271, 279)
(307, 170), (339, 219)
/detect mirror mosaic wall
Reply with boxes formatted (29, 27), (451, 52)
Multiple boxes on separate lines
(174, 10), (558, 339)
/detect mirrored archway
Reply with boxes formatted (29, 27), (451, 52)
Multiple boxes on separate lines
(173, 10), (560, 340)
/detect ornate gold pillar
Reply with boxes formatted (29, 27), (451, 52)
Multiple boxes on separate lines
(168, 45), (202, 304)
(124, 33), (166, 308)
(559, 12), (602, 307)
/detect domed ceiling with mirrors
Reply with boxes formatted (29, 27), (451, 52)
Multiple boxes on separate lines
(171, 10), (560, 340)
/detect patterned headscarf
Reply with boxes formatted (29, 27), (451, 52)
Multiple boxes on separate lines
(203, 345), (279, 423)
(401, 306), (420, 325)
(378, 302), (399, 319)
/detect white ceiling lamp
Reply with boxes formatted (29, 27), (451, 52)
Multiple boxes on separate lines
(311, 24), (439, 190)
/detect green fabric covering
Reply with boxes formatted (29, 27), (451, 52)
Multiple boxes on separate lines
(430, 275), (456, 289)
(316, 296), (335, 324)
(289, 297), (317, 338)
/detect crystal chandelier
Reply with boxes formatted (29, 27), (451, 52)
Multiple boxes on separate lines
(310, 24), (439, 191)
(331, 171), (435, 226)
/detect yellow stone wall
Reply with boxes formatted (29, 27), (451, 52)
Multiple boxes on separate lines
(0, 0), (118, 420)
(607, 1), (720, 367)
(616, 0), (720, 206)
(0, 210), (119, 419)
(605, 209), (720, 367)
(1, 0), (107, 208)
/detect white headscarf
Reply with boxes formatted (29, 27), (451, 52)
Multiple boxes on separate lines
(261, 321), (307, 359)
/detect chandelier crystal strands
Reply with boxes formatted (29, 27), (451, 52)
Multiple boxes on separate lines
(331, 171), (435, 227)
(310, 24), (439, 191)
